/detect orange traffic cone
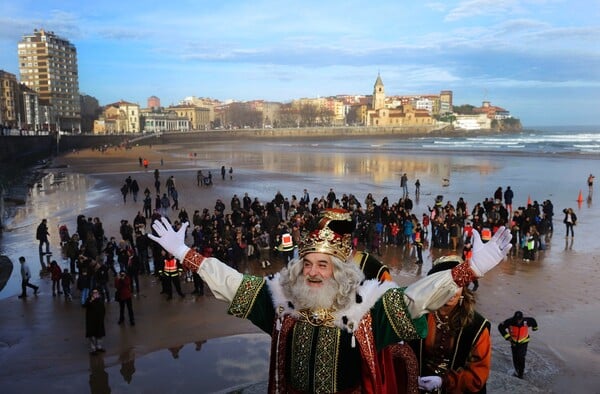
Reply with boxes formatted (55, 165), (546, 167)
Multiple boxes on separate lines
(527, 195), (532, 206)
(577, 190), (583, 202)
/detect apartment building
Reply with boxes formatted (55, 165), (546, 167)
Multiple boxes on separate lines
(168, 104), (210, 130)
(0, 70), (19, 129)
(94, 100), (140, 134)
(140, 107), (190, 132)
(21, 84), (40, 130)
(18, 29), (81, 131)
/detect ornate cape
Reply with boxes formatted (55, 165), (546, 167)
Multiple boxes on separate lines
(227, 274), (427, 393)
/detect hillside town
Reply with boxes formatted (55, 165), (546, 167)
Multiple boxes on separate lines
(1, 28), (520, 135)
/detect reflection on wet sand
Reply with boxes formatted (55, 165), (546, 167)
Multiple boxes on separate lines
(88, 334), (270, 393)
(118, 348), (136, 384)
(89, 354), (110, 394)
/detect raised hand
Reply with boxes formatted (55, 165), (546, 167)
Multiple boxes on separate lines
(147, 217), (190, 261)
(470, 226), (512, 277)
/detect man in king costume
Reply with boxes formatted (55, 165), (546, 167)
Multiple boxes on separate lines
(149, 209), (511, 393)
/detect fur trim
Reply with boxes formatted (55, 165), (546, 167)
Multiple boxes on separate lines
(266, 275), (399, 333)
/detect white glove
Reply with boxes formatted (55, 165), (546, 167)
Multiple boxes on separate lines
(470, 226), (512, 277)
(147, 217), (190, 261)
(418, 375), (442, 391)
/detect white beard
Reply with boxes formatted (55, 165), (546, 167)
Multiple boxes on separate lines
(289, 276), (340, 311)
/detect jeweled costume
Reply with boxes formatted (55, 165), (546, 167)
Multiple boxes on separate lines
(183, 210), (475, 393)
(231, 272), (423, 393)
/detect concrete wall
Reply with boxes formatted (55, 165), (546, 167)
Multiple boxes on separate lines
(0, 135), (55, 164)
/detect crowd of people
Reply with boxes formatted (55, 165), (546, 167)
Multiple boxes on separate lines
(32, 172), (563, 306)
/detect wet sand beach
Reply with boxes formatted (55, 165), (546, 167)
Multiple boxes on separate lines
(1, 138), (599, 393)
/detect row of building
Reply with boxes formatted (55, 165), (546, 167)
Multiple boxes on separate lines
(1, 28), (512, 134)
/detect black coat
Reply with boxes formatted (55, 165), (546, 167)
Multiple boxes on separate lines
(85, 297), (106, 338)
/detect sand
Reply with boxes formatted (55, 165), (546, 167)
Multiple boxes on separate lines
(0, 140), (599, 393)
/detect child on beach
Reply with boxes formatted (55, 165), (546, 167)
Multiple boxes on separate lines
(49, 260), (63, 296)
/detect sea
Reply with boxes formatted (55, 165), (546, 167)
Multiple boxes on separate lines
(399, 125), (600, 154)
(255, 125), (600, 155)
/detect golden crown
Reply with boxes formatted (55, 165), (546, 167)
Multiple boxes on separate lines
(299, 209), (353, 261)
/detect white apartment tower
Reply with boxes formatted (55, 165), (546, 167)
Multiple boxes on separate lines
(18, 29), (81, 131)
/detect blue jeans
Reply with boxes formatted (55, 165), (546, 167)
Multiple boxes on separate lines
(80, 287), (89, 305)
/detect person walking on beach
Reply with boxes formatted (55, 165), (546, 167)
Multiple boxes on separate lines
(196, 170), (203, 187)
(130, 179), (140, 203)
(160, 193), (171, 217)
(49, 260), (62, 296)
(115, 270), (135, 326)
(61, 268), (74, 300)
(415, 179), (421, 196)
(588, 173), (595, 195)
(562, 207), (577, 237)
(221, 165), (226, 180)
(300, 188), (310, 206)
(18, 256), (39, 298)
(77, 268), (91, 305)
(84, 288), (106, 354)
(400, 173), (409, 197)
(166, 176), (175, 197)
(154, 177), (161, 195)
(504, 186), (514, 213)
(229, 166), (233, 180)
(148, 209), (512, 393)
(120, 183), (129, 204)
(498, 311), (539, 379)
(36, 218), (51, 268)
(143, 193), (152, 218)
(171, 188), (179, 211)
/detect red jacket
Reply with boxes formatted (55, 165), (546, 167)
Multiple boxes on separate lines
(115, 276), (133, 300)
(49, 264), (62, 281)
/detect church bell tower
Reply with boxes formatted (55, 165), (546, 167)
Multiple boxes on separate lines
(372, 73), (385, 110)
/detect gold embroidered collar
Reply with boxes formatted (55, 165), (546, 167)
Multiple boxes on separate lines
(298, 308), (336, 327)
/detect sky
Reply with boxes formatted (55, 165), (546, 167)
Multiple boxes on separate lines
(1, 0), (599, 127)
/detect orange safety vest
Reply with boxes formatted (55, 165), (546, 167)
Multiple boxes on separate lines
(508, 325), (530, 343)
(163, 258), (180, 276)
(481, 227), (492, 241)
(279, 233), (294, 251)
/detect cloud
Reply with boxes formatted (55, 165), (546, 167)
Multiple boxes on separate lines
(425, 2), (447, 12)
(445, 0), (524, 22)
(0, 10), (81, 42)
(96, 28), (149, 41)
(0, 18), (32, 42)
